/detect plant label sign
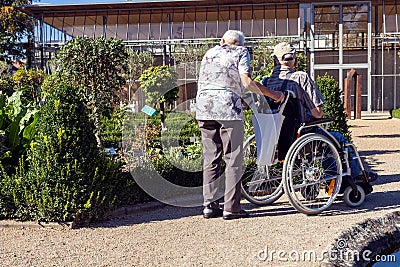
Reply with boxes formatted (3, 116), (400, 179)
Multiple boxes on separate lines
(141, 105), (157, 116)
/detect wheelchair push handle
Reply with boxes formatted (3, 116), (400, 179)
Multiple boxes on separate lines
(275, 90), (295, 111)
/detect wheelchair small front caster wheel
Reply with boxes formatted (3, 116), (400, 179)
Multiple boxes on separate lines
(343, 185), (365, 207)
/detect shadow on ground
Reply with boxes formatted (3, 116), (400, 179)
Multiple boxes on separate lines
(90, 174), (399, 228)
(356, 134), (400, 139)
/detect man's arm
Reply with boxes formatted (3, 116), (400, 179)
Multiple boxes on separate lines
(240, 73), (284, 102)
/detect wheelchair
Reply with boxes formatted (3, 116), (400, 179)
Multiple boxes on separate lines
(240, 91), (373, 215)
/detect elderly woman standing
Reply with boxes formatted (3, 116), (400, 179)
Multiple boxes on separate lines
(196, 30), (284, 220)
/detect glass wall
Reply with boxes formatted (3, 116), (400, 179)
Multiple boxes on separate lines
(38, 3), (299, 44)
(342, 4), (369, 64)
(313, 5), (340, 64)
(27, 1), (400, 111)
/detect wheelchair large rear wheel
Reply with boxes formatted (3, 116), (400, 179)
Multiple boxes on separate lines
(241, 135), (284, 205)
(283, 133), (342, 215)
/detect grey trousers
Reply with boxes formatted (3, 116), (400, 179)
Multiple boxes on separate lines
(198, 120), (244, 213)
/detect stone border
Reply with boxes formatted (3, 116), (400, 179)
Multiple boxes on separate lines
(0, 220), (72, 230)
(326, 211), (400, 267)
(0, 201), (166, 230)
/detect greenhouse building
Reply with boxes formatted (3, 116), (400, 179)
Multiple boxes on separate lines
(19, 0), (400, 112)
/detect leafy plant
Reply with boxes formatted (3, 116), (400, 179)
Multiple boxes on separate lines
(315, 73), (352, 141)
(0, 90), (39, 170)
(55, 36), (128, 148)
(101, 106), (126, 148)
(0, 60), (15, 95)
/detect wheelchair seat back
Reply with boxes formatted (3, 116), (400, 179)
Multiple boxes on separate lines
(276, 97), (303, 160)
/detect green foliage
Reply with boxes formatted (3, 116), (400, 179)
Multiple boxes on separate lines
(12, 67), (45, 104)
(243, 109), (255, 139)
(0, 1), (34, 60)
(251, 40), (277, 81)
(295, 52), (308, 73)
(392, 108), (400, 119)
(315, 73), (352, 141)
(144, 111), (201, 149)
(139, 65), (179, 105)
(139, 65), (179, 129)
(101, 106), (126, 148)
(0, 60), (14, 95)
(0, 90), (39, 170)
(163, 145), (203, 173)
(55, 36), (128, 148)
(0, 73), (124, 223)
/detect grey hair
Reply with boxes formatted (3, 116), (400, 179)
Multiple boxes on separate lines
(222, 30), (245, 46)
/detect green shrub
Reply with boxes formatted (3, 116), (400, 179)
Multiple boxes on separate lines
(392, 108), (400, 119)
(0, 73), (123, 223)
(315, 73), (352, 141)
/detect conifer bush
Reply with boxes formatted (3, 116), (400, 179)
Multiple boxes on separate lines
(315, 73), (352, 141)
(1, 73), (123, 223)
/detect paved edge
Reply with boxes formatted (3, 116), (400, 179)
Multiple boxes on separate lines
(0, 201), (167, 230)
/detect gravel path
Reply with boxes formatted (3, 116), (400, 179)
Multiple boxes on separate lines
(1, 117), (399, 267)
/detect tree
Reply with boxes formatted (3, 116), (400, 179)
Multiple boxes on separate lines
(139, 65), (178, 129)
(250, 39), (276, 81)
(125, 48), (154, 103)
(55, 36), (128, 148)
(0, 1), (34, 61)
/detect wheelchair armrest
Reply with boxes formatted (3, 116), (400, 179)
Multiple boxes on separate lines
(302, 117), (335, 127)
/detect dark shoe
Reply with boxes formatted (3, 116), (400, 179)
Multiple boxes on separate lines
(223, 210), (249, 220)
(203, 205), (223, 219)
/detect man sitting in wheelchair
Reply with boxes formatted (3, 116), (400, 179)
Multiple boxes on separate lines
(261, 42), (378, 189)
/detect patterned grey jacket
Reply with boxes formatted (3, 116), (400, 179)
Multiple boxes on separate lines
(195, 44), (251, 121)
